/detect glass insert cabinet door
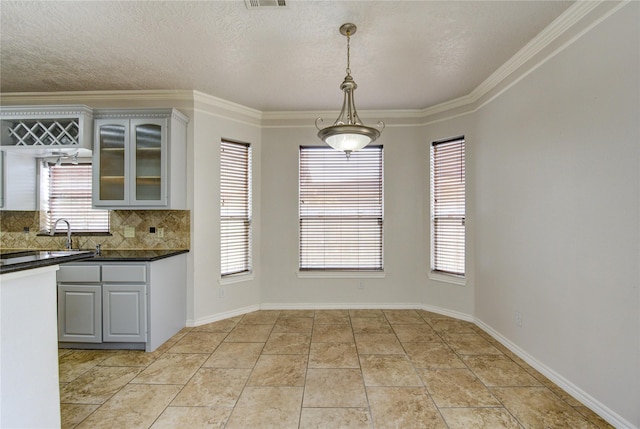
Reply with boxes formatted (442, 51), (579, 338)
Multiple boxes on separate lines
(131, 119), (165, 203)
(96, 119), (128, 203)
(94, 117), (167, 207)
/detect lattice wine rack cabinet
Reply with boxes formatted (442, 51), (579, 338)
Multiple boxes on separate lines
(0, 105), (93, 154)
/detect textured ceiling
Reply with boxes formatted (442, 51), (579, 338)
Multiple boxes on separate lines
(0, 1), (573, 112)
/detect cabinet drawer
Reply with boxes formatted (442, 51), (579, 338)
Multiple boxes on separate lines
(102, 264), (146, 282)
(57, 265), (101, 282)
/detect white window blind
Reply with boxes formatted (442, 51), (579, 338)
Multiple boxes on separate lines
(431, 137), (465, 276)
(45, 163), (110, 232)
(299, 146), (383, 271)
(220, 140), (252, 276)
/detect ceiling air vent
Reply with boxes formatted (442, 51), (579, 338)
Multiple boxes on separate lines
(244, 0), (286, 9)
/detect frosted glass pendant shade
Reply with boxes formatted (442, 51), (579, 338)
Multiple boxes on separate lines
(325, 133), (371, 152)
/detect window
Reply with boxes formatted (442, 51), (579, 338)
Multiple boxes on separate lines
(220, 140), (252, 276)
(430, 137), (465, 276)
(41, 161), (110, 233)
(299, 146), (383, 271)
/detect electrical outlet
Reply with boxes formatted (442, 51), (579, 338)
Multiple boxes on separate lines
(149, 227), (156, 233)
(358, 281), (364, 290)
(515, 311), (523, 328)
(219, 288), (225, 298)
(157, 228), (164, 238)
(124, 226), (135, 238)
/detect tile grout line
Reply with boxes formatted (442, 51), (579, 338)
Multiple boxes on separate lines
(147, 325), (221, 429)
(414, 311), (455, 429)
(298, 314), (314, 429)
(427, 314), (525, 428)
(471, 328), (599, 427)
(60, 349), (129, 429)
(349, 312), (376, 429)
(224, 312), (276, 429)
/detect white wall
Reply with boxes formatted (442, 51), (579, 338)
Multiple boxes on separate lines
(189, 99), (262, 324)
(260, 125), (438, 308)
(470, 4), (639, 427)
(420, 116), (477, 317)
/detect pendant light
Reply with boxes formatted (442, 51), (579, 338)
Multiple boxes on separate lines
(316, 23), (384, 158)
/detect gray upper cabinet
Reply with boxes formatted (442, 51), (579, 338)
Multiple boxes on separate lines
(93, 109), (188, 209)
(0, 104), (94, 211)
(0, 105), (93, 153)
(0, 151), (37, 211)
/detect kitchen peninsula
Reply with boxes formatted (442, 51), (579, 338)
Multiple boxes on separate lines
(1, 248), (188, 427)
(1, 250), (94, 428)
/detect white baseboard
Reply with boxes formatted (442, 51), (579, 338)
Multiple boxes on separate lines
(186, 304), (260, 327)
(197, 302), (472, 320)
(474, 317), (636, 429)
(420, 304), (474, 322)
(259, 302), (424, 311)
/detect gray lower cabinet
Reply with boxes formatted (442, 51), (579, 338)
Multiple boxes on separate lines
(102, 284), (147, 342)
(56, 253), (186, 352)
(57, 263), (148, 346)
(58, 284), (102, 343)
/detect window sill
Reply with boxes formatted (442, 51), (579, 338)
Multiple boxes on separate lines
(429, 271), (466, 286)
(37, 232), (112, 237)
(219, 272), (255, 285)
(297, 271), (386, 279)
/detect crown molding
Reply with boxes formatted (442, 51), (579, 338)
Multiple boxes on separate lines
(261, 0), (617, 126)
(192, 90), (262, 121)
(0, 104), (93, 117)
(467, 1), (604, 104)
(261, 108), (426, 122)
(0, 89), (195, 104)
(0, 1), (624, 127)
(416, 0), (617, 121)
(261, 108), (428, 129)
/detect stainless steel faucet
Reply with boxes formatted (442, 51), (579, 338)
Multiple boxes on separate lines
(51, 218), (72, 250)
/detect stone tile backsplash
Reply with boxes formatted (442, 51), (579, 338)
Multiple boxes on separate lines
(0, 210), (190, 251)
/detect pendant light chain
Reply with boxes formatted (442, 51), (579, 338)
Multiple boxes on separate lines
(346, 32), (351, 76)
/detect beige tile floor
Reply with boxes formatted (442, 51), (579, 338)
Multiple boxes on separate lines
(59, 309), (613, 429)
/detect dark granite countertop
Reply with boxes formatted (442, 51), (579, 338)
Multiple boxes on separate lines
(0, 249), (189, 274)
(0, 250), (96, 275)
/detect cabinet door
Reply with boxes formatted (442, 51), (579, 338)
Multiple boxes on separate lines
(57, 284), (102, 343)
(103, 284), (147, 342)
(130, 119), (167, 206)
(94, 119), (129, 206)
(0, 151), (37, 211)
